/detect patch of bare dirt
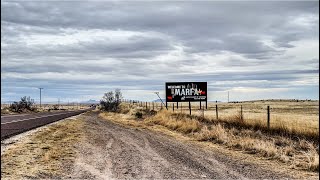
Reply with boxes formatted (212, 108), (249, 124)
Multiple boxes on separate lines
(67, 111), (299, 179)
(2, 111), (317, 179)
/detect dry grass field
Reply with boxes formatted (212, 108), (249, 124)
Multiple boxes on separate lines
(139, 100), (319, 140)
(1, 117), (84, 179)
(100, 100), (319, 172)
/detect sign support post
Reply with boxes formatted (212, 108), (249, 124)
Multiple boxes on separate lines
(189, 101), (191, 115)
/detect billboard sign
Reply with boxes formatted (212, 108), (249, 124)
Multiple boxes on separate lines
(165, 82), (207, 102)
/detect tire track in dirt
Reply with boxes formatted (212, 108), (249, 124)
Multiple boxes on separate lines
(67, 112), (294, 179)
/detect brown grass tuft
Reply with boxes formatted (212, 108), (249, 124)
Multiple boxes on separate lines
(196, 125), (229, 144)
(307, 151), (319, 172)
(145, 110), (202, 134)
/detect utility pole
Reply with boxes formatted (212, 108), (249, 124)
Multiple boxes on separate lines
(39, 88), (43, 109)
(154, 92), (167, 110)
(228, 91), (229, 103)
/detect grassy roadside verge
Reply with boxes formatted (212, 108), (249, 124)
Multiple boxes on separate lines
(1, 116), (84, 179)
(99, 104), (319, 173)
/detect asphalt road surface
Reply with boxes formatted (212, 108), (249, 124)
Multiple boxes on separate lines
(1, 109), (92, 139)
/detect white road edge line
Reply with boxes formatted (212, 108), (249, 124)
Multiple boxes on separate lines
(1, 114), (30, 118)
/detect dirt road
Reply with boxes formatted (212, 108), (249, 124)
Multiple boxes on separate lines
(64, 112), (293, 179)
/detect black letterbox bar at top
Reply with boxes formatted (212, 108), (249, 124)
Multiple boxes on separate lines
(165, 82), (207, 102)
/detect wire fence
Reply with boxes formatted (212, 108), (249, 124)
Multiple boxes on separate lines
(123, 100), (319, 131)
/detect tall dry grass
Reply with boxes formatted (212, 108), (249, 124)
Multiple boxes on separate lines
(147, 100), (319, 138)
(104, 103), (319, 172)
(171, 107), (319, 142)
(1, 117), (84, 178)
(145, 110), (202, 134)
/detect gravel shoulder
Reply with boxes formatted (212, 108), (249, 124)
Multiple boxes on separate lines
(67, 111), (301, 179)
(2, 111), (318, 179)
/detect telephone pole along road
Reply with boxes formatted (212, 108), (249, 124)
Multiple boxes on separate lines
(1, 108), (94, 140)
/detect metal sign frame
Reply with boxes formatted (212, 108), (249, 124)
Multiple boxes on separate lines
(165, 82), (207, 109)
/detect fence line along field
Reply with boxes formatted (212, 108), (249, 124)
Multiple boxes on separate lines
(102, 98), (319, 172)
(128, 99), (319, 140)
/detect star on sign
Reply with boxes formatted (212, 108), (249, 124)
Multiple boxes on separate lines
(194, 89), (198, 95)
(198, 89), (202, 95)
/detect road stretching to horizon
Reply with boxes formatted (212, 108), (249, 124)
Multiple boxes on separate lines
(1, 109), (93, 139)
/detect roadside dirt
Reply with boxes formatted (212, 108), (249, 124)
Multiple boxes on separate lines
(2, 111), (317, 179)
(65, 111), (298, 179)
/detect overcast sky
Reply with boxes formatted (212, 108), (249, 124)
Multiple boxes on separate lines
(1, 1), (319, 103)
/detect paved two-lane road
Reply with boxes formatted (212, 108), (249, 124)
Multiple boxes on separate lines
(1, 108), (93, 139)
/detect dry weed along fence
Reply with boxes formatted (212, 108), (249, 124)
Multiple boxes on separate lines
(122, 100), (319, 140)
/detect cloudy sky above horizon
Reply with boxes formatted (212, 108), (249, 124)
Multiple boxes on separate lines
(1, 1), (319, 103)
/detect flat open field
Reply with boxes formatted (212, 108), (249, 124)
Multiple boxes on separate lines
(2, 101), (318, 179)
(140, 100), (319, 136)
(3, 111), (316, 179)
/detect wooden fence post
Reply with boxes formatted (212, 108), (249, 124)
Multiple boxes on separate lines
(240, 105), (243, 120)
(267, 106), (270, 128)
(189, 101), (191, 115)
(202, 105), (204, 118)
(216, 104), (218, 120)
(166, 101), (168, 110)
(153, 102), (154, 110)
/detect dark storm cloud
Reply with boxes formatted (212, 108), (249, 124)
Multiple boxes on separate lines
(1, 1), (319, 101)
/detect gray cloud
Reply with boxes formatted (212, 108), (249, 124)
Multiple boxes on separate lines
(1, 1), (319, 101)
